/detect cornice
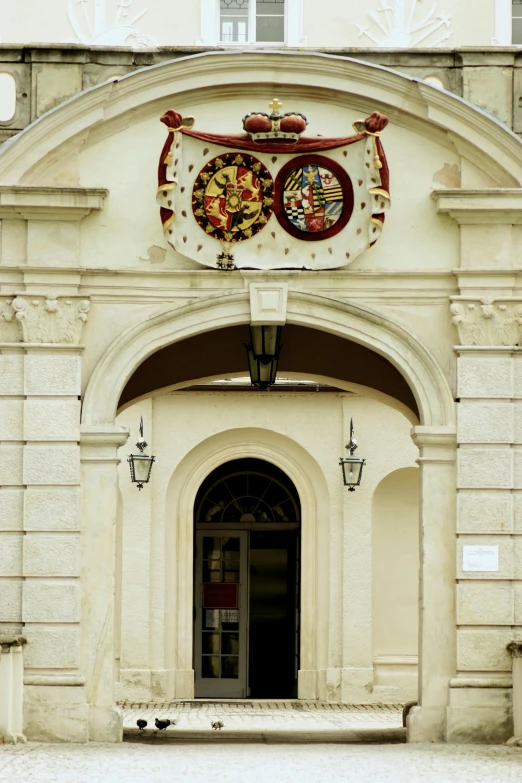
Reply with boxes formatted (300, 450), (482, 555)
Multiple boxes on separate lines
(0, 186), (108, 221)
(432, 188), (522, 224)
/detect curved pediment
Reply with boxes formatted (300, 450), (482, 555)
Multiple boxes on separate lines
(0, 50), (521, 188)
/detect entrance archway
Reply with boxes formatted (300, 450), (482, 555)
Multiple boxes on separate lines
(85, 291), (456, 740)
(193, 458), (301, 699)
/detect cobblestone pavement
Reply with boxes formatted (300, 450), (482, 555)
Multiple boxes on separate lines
(1, 742), (522, 783)
(120, 701), (403, 732)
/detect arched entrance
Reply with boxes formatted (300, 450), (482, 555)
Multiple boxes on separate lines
(193, 458), (301, 699)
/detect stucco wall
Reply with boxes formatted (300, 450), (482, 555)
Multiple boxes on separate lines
(0, 0), (499, 48)
(115, 388), (418, 704)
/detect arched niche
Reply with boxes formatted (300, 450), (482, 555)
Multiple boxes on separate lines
(372, 467), (419, 692)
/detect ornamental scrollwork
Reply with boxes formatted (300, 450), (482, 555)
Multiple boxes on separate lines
(450, 298), (522, 347)
(0, 296), (90, 344)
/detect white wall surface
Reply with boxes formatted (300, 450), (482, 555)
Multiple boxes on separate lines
(373, 467), (419, 658)
(0, 0), (502, 48)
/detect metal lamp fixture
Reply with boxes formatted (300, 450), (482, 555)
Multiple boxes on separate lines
(127, 417), (155, 490)
(246, 325), (282, 391)
(339, 419), (366, 492)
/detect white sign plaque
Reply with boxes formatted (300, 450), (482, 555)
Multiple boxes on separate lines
(462, 545), (499, 573)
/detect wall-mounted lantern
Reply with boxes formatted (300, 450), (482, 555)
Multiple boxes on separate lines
(339, 419), (366, 492)
(246, 325), (282, 391)
(127, 417), (155, 490)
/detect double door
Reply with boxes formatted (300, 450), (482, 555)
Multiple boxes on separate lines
(194, 528), (299, 698)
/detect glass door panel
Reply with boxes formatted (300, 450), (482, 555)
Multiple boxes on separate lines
(194, 531), (248, 697)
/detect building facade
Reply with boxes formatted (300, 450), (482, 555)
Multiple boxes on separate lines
(1, 0), (522, 747)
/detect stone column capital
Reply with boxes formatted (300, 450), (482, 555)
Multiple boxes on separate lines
(80, 426), (129, 463)
(0, 295), (90, 345)
(450, 297), (522, 347)
(411, 426), (457, 462)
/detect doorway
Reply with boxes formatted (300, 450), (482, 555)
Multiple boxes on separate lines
(193, 458), (301, 699)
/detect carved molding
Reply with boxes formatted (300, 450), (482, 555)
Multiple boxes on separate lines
(507, 642), (522, 659)
(355, 0), (452, 48)
(0, 296), (90, 344)
(450, 297), (522, 346)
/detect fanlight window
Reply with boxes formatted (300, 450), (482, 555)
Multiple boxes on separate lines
(195, 468), (300, 525)
(220, 0), (285, 44)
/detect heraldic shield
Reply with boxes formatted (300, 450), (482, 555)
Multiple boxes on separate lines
(157, 101), (390, 271)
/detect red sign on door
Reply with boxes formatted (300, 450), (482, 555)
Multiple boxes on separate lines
(202, 582), (239, 609)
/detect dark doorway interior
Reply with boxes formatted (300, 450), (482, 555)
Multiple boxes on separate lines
(249, 530), (299, 698)
(193, 458), (301, 699)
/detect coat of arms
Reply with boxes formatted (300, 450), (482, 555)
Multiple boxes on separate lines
(157, 100), (390, 271)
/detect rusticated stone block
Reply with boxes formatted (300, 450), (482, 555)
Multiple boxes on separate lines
(458, 355), (513, 399)
(0, 354), (23, 395)
(513, 536), (522, 578)
(23, 445), (80, 485)
(514, 584), (522, 624)
(24, 626), (79, 668)
(458, 402), (514, 443)
(23, 685), (88, 743)
(457, 582), (514, 625)
(24, 354), (80, 396)
(23, 582), (79, 623)
(446, 705), (512, 744)
(23, 533), (80, 576)
(463, 66), (513, 125)
(24, 399), (80, 442)
(0, 399), (23, 441)
(24, 488), (80, 530)
(0, 533), (22, 576)
(0, 489), (23, 530)
(515, 493), (522, 533)
(0, 579), (22, 622)
(0, 445), (23, 485)
(457, 491), (513, 533)
(34, 64), (82, 118)
(458, 447), (512, 489)
(457, 628), (513, 671)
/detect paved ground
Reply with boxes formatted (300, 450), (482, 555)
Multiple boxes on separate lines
(1, 742), (522, 783)
(121, 700), (403, 732)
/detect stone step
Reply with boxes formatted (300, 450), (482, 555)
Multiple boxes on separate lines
(124, 727), (407, 744)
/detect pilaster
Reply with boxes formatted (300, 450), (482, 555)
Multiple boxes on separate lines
(407, 426), (457, 742)
(0, 294), (98, 742)
(80, 426), (128, 742)
(439, 291), (522, 742)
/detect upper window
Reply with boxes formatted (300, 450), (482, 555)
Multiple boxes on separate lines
(514, 0), (522, 44)
(220, 0), (285, 44)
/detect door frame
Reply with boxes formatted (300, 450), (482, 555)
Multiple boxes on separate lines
(165, 431), (330, 700)
(194, 529), (248, 698)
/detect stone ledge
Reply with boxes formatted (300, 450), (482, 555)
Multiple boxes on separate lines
(0, 186), (108, 221)
(123, 726), (407, 743)
(433, 189), (522, 224)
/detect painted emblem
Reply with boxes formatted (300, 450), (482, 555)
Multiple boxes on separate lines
(275, 155), (354, 241)
(192, 153), (274, 243)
